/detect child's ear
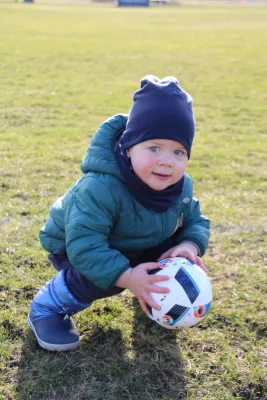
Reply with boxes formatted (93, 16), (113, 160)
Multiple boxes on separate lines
(126, 148), (131, 158)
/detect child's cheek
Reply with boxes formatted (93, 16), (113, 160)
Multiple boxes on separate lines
(144, 157), (156, 170)
(133, 156), (155, 177)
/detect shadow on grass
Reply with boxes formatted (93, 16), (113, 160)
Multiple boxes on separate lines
(16, 298), (186, 400)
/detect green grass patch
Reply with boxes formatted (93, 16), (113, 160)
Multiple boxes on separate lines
(0, 3), (266, 399)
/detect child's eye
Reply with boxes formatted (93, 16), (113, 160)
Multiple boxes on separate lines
(150, 146), (160, 153)
(174, 150), (185, 157)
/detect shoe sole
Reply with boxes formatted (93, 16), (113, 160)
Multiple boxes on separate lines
(27, 314), (80, 352)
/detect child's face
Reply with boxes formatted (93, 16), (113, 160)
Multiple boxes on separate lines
(126, 139), (188, 191)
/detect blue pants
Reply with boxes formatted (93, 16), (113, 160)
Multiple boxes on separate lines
(48, 236), (176, 303)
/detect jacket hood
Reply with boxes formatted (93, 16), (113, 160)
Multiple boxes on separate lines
(81, 114), (127, 180)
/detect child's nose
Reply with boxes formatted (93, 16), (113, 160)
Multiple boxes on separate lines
(158, 152), (173, 166)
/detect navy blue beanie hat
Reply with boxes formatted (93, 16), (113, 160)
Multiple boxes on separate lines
(121, 75), (195, 159)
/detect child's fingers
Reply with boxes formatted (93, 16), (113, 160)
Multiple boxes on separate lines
(170, 252), (206, 271)
(144, 283), (170, 294)
(157, 251), (169, 261)
(172, 250), (196, 263)
(170, 249), (188, 258)
(142, 292), (161, 311)
(170, 252), (180, 258)
(195, 256), (206, 271)
(148, 274), (169, 283)
(145, 262), (162, 270)
(138, 297), (149, 314)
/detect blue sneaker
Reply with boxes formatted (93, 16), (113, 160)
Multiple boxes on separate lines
(27, 313), (80, 351)
(28, 269), (91, 352)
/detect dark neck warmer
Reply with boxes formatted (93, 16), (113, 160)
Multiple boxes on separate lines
(115, 137), (184, 212)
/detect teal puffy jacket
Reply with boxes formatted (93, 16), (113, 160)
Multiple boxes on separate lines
(40, 115), (210, 289)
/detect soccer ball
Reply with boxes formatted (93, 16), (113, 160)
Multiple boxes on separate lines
(147, 257), (212, 329)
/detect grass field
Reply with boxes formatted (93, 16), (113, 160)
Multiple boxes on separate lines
(0, 3), (267, 400)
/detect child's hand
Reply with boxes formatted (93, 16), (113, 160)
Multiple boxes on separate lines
(116, 263), (170, 314)
(158, 242), (206, 270)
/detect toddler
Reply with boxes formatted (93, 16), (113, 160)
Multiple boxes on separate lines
(28, 75), (210, 351)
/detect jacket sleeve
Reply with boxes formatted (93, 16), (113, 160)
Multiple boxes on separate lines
(174, 176), (210, 257)
(65, 176), (130, 290)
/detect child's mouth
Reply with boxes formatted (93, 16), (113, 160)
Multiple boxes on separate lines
(152, 173), (171, 180)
